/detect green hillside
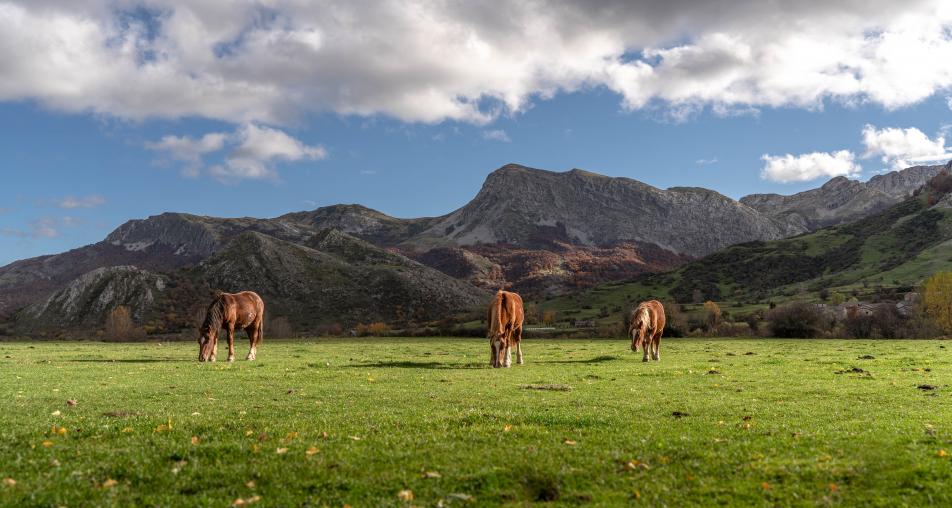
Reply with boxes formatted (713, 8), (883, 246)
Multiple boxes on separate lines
(539, 174), (952, 327)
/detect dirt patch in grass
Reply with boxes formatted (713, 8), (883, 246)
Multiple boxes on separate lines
(520, 384), (572, 392)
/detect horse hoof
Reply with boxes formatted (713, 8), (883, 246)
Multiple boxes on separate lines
(642, 357), (649, 362)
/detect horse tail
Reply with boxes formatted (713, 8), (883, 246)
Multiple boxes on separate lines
(488, 291), (507, 338)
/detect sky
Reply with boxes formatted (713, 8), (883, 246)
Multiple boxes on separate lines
(1, 0), (952, 266)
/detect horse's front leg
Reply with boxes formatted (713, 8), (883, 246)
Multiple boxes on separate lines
(652, 337), (660, 361)
(642, 333), (650, 362)
(226, 326), (236, 362)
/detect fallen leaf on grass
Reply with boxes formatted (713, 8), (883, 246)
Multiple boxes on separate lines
(102, 479), (118, 489)
(191, 412), (201, 416)
(397, 489), (414, 501)
(191, 436), (200, 446)
(503, 425), (512, 432)
(41, 440), (54, 448)
(625, 460), (650, 470)
(423, 471), (441, 479)
(761, 482), (770, 490)
(938, 449), (948, 458)
(349, 436), (362, 441)
(306, 446), (319, 456)
(51, 410), (61, 417)
(275, 448), (288, 455)
(446, 493), (474, 502)
(2, 478), (15, 487)
(155, 419), (173, 433)
(320, 431), (329, 439)
(121, 427), (133, 433)
(232, 495), (261, 506)
(50, 425), (67, 436)
(563, 439), (577, 446)
(66, 399), (77, 407)
(829, 483), (839, 492)
(245, 480), (256, 488)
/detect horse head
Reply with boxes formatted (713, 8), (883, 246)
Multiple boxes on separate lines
(629, 307), (649, 352)
(198, 325), (218, 362)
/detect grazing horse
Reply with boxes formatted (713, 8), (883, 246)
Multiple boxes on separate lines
(629, 300), (665, 362)
(487, 290), (525, 368)
(198, 291), (265, 362)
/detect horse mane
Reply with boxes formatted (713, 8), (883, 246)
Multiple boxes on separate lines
(630, 304), (650, 333)
(202, 295), (225, 332)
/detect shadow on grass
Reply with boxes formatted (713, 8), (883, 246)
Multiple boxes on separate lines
(67, 358), (189, 363)
(537, 355), (619, 365)
(346, 360), (486, 370)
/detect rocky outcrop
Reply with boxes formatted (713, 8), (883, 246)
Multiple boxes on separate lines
(867, 161), (951, 198)
(409, 165), (796, 256)
(741, 161), (951, 230)
(19, 266), (166, 328)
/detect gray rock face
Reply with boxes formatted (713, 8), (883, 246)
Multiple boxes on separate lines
(20, 266), (165, 328)
(740, 161), (951, 230)
(867, 161), (952, 198)
(411, 165), (796, 256)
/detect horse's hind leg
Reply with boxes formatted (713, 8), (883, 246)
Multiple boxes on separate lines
(246, 322), (260, 361)
(226, 325), (236, 362)
(652, 332), (661, 361)
(515, 327), (524, 365)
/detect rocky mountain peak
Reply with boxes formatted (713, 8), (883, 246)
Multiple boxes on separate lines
(105, 212), (219, 257)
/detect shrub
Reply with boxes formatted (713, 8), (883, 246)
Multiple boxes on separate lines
(766, 302), (824, 338)
(922, 272), (952, 335)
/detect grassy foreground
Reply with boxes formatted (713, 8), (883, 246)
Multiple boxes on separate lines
(1, 338), (951, 507)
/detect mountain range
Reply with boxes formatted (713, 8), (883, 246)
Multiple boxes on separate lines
(1, 160), (948, 335)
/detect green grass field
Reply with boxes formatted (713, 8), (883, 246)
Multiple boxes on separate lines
(2, 338), (951, 507)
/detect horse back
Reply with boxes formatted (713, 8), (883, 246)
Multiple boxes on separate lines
(645, 300), (666, 333)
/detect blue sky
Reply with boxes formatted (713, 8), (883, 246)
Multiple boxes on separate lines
(1, 1), (951, 266)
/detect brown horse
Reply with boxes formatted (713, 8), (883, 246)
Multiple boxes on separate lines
(487, 290), (525, 368)
(629, 300), (665, 362)
(198, 291), (265, 362)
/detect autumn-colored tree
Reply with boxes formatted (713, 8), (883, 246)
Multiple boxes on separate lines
(703, 300), (722, 330)
(105, 305), (134, 340)
(923, 272), (952, 334)
(542, 310), (557, 326)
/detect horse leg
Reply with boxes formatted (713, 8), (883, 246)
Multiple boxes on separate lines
(515, 327), (524, 365)
(245, 325), (256, 361)
(652, 332), (661, 361)
(503, 331), (512, 368)
(642, 331), (650, 362)
(490, 339), (497, 367)
(226, 325), (236, 362)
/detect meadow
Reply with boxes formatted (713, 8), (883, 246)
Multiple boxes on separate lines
(1, 338), (950, 507)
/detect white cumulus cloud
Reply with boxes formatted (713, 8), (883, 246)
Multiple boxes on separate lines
(482, 129), (511, 142)
(760, 150), (862, 183)
(148, 124), (325, 181)
(1, 1), (951, 126)
(861, 124), (952, 170)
